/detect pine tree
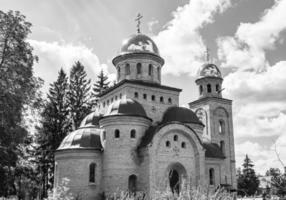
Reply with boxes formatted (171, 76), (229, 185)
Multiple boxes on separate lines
(92, 69), (110, 105)
(68, 61), (92, 129)
(237, 155), (260, 196)
(36, 69), (71, 198)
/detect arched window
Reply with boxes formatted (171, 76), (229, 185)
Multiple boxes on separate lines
(130, 129), (136, 138)
(160, 96), (164, 103)
(148, 64), (153, 76)
(173, 135), (178, 141)
(181, 142), (186, 148)
(115, 129), (120, 138)
(219, 120), (225, 134)
(111, 97), (114, 103)
(137, 63), (142, 74)
(216, 84), (220, 92)
(166, 141), (170, 147)
(143, 94), (147, 99)
(220, 140), (225, 155)
(207, 84), (212, 93)
(128, 175), (137, 193)
(102, 131), (106, 140)
(89, 163), (96, 183)
(126, 63), (130, 75)
(134, 92), (138, 98)
(209, 168), (215, 185)
(152, 95), (155, 101)
(199, 85), (203, 95)
(168, 98), (172, 104)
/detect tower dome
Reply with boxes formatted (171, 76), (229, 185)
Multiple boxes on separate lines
(198, 63), (222, 79)
(80, 110), (101, 127)
(120, 33), (160, 56)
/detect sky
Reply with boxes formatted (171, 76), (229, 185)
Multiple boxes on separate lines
(1, 0), (286, 175)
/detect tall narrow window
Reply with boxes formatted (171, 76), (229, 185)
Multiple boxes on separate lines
(220, 141), (225, 155)
(143, 94), (147, 99)
(152, 95), (155, 101)
(89, 163), (96, 183)
(160, 96), (164, 103)
(209, 168), (215, 185)
(115, 129), (120, 138)
(128, 175), (137, 193)
(130, 129), (136, 138)
(134, 92), (138, 98)
(219, 120), (225, 134)
(173, 135), (178, 141)
(168, 98), (172, 104)
(207, 84), (212, 93)
(148, 64), (153, 76)
(118, 67), (121, 79)
(199, 85), (203, 95)
(137, 63), (142, 74)
(166, 141), (170, 147)
(103, 131), (106, 140)
(216, 84), (220, 92)
(126, 63), (130, 75)
(157, 67), (160, 80)
(181, 142), (186, 148)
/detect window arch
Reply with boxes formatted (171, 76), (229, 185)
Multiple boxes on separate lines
(173, 135), (178, 141)
(219, 120), (225, 134)
(128, 174), (137, 193)
(137, 63), (142, 74)
(209, 168), (215, 185)
(168, 98), (172, 104)
(89, 163), (96, 183)
(181, 142), (186, 148)
(126, 63), (130, 75)
(220, 140), (225, 155)
(199, 85), (203, 95)
(130, 129), (136, 138)
(207, 84), (212, 93)
(151, 95), (155, 101)
(115, 129), (120, 138)
(148, 64), (153, 76)
(160, 96), (164, 103)
(166, 141), (170, 147)
(134, 92), (138, 98)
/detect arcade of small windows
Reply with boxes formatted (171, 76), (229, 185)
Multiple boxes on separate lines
(165, 135), (187, 149)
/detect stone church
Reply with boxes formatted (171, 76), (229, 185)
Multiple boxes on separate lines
(54, 32), (236, 199)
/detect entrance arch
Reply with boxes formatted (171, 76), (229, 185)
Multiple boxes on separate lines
(166, 162), (188, 194)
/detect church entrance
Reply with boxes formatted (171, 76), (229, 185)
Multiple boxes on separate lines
(169, 169), (180, 194)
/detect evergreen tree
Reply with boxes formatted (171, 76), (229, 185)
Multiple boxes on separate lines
(36, 69), (71, 198)
(68, 61), (92, 129)
(237, 155), (260, 196)
(92, 69), (110, 105)
(0, 10), (42, 196)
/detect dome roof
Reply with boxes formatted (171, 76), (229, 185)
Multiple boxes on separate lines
(57, 127), (103, 150)
(80, 111), (101, 127)
(198, 63), (222, 78)
(105, 98), (147, 118)
(162, 106), (203, 125)
(120, 34), (160, 56)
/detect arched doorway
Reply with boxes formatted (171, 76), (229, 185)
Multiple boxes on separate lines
(169, 169), (180, 194)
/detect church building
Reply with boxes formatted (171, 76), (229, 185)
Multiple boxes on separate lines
(54, 31), (236, 199)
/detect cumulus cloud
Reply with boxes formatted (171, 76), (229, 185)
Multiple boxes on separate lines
(154, 0), (231, 76)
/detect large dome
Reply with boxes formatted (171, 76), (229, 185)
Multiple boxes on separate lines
(57, 127), (103, 150)
(120, 34), (160, 56)
(162, 106), (203, 125)
(105, 98), (148, 118)
(198, 63), (222, 78)
(80, 111), (101, 127)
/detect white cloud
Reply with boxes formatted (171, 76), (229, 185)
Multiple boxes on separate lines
(154, 0), (231, 76)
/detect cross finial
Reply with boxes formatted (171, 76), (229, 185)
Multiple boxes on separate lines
(205, 47), (210, 63)
(135, 13), (143, 33)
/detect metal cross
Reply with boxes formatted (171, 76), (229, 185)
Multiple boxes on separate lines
(135, 13), (143, 33)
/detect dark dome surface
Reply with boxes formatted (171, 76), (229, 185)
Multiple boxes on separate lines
(198, 63), (221, 78)
(57, 127), (103, 150)
(80, 111), (101, 127)
(162, 106), (203, 125)
(120, 34), (160, 56)
(105, 98), (147, 118)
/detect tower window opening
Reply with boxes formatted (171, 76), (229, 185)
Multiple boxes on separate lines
(143, 94), (147, 99)
(219, 120), (225, 134)
(160, 96), (164, 103)
(174, 135), (178, 141)
(168, 98), (172, 104)
(118, 67), (121, 79)
(128, 175), (137, 193)
(89, 163), (96, 183)
(115, 129), (120, 138)
(134, 92), (138, 98)
(207, 84), (212, 93)
(152, 95), (155, 101)
(130, 129), (136, 138)
(137, 63), (142, 74)
(181, 142), (186, 148)
(149, 64), (153, 76)
(216, 84), (220, 92)
(126, 63), (130, 75)
(220, 140), (225, 155)
(199, 85), (203, 95)
(166, 141), (170, 147)
(209, 168), (215, 185)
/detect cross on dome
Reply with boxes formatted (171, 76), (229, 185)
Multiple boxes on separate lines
(135, 13), (143, 33)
